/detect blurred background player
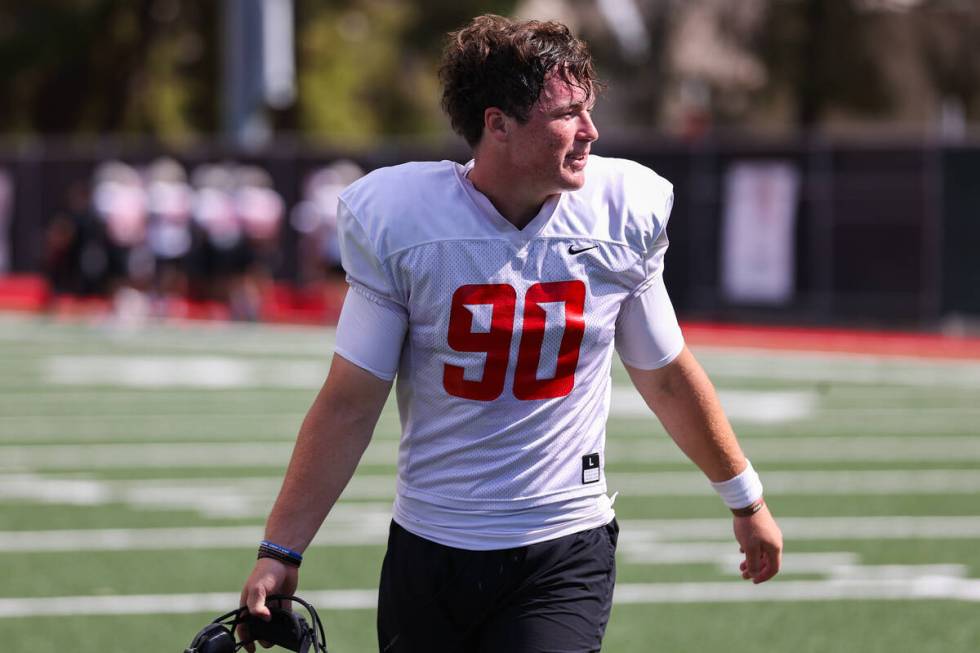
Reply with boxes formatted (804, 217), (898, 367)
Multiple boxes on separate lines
(44, 180), (107, 298)
(91, 160), (154, 322)
(144, 156), (195, 313)
(234, 165), (286, 320)
(291, 160), (365, 284)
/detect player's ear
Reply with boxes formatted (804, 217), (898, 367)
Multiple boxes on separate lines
(483, 107), (510, 143)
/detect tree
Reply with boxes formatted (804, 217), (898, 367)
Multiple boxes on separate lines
(0, 1), (219, 140)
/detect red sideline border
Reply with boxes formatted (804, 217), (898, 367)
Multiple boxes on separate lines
(3, 274), (979, 361)
(0, 274), (348, 326)
(681, 322), (980, 361)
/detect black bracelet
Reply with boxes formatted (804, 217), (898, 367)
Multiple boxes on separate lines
(258, 550), (301, 567)
(731, 498), (765, 517)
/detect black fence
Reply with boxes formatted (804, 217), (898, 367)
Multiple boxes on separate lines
(1, 135), (978, 328)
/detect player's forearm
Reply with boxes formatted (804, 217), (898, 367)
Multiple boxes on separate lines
(625, 347), (746, 482)
(263, 406), (373, 551)
(263, 357), (391, 552)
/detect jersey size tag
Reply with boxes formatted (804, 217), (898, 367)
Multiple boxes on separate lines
(582, 453), (600, 484)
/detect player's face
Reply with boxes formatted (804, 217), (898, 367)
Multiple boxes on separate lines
(508, 74), (598, 196)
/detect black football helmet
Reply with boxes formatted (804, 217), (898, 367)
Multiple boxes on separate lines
(184, 594), (327, 653)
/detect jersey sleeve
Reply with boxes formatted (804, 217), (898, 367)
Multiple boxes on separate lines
(337, 197), (404, 309)
(628, 187), (674, 299)
(615, 274), (684, 370)
(615, 164), (682, 369)
(334, 286), (407, 380)
(335, 195), (409, 379)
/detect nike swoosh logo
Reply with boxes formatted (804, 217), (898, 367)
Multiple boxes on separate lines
(568, 245), (598, 255)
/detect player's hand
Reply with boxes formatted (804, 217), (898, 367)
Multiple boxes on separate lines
(238, 558), (299, 652)
(733, 502), (783, 584)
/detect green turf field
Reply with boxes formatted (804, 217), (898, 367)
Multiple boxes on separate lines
(1, 313), (978, 652)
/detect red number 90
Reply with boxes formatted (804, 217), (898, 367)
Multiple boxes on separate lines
(443, 281), (586, 401)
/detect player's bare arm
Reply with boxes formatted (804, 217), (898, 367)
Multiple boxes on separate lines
(624, 346), (783, 584)
(240, 354), (392, 624)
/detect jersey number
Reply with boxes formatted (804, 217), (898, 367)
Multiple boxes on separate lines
(443, 281), (586, 401)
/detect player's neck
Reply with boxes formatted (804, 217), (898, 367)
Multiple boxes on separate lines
(467, 162), (551, 229)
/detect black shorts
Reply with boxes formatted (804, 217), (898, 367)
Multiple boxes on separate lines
(377, 519), (618, 653)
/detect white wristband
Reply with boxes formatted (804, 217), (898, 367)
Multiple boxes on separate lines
(710, 460), (764, 509)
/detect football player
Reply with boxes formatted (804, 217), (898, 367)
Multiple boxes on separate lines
(240, 14), (782, 653)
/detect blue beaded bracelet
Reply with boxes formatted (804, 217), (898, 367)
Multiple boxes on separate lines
(259, 540), (303, 565)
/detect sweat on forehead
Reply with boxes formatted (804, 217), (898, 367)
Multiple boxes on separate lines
(540, 67), (595, 105)
(439, 14), (602, 146)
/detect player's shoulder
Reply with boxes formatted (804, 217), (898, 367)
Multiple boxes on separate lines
(582, 155), (673, 212)
(338, 160), (463, 258)
(340, 160), (456, 215)
(569, 155), (674, 247)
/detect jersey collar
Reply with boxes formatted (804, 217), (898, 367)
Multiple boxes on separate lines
(454, 160), (562, 243)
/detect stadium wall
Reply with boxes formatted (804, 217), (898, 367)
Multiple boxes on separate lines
(0, 137), (977, 329)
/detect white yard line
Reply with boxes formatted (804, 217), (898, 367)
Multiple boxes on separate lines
(0, 316), (336, 357)
(38, 351), (980, 393)
(623, 549), (864, 574)
(2, 576), (979, 618)
(611, 388), (818, 423)
(0, 389), (314, 401)
(609, 436), (980, 463)
(0, 473), (392, 517)
(4, 515), (980, 553)
(3, 405), (978, 419)
(40, 357), (821, 424)
(0, 502), (392, 551)
(0, 414), (306, 426)
(4, 436), (980, 471)
(694, 348), (980, 388)
(0, 442), (307, 471)
(7, 314), (980, 388)
(0, 424), (404, 444)
(43, 356), (329, 389)
(0, 526), (895, 585)
(622, 515), (980, 541)
(611, 469), (980, 495)
(3, 470), (980, 519)
(0, 589), (377, 618)
(612, 576), (980, 604)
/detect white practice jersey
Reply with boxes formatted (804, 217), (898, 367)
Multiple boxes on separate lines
(337, 155), (678, 549)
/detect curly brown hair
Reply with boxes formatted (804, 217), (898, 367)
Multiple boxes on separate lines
(439, 14), (601, 147)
